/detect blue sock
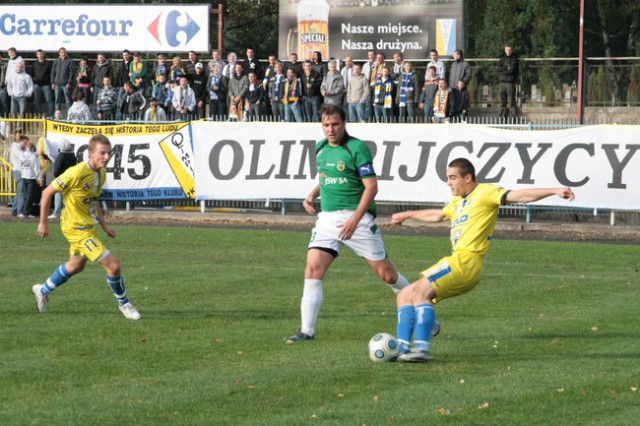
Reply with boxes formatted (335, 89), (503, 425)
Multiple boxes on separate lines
(42, 264), (72, 296)
(396, 305), (415, 354)
(414, 303), (436, 352)
(106, 276), (129, 306)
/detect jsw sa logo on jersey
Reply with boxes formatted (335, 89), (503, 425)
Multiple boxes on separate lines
(323, 176), (349, 185)
(147, 10), (201, 48)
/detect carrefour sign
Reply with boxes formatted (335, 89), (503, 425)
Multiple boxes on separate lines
(0, 5), (209, 52)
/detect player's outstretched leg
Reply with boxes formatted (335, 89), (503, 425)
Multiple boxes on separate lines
(107, 275), (141, 320)
(399, 303), (435, 363)
(32, 264), (73, 313)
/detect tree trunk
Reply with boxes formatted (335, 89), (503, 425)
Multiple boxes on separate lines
(626, 7), (640, 56)
(596, 0), (620, 104)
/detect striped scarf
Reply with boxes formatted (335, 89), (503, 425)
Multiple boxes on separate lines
(210, 74), (220, 100)
(273, 75), (283, 101)
(374, 78), (393, 108)
(283, 78), (299, 104)
(399, 72), (414, 107)
(262, 65), (274, 89)
(434, 90), (450, 117)
(370, 63), (383, 86)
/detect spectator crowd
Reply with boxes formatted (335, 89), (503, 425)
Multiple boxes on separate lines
(0, 45), (521, 123)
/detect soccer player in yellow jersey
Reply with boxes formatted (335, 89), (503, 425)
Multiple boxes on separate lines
(32, 134), (141, 320)
(391, 158), (575, 362)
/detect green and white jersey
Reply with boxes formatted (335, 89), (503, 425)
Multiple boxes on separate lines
(315, 134), (377, 214)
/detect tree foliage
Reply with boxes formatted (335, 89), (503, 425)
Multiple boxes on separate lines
(468, 0), (639, 59)
(219, 0), (279, 58)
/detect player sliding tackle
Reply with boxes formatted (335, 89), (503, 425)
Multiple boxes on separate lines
(391, 157), (575, 362)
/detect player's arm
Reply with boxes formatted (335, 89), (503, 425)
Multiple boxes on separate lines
(96, 203), (117, 238)
(302, 184), (320, 215)
(391, 208), (447, 225)
(339, 176), (377, 240)
(504, 187), (575, 204)
(37, 184), (59, 238)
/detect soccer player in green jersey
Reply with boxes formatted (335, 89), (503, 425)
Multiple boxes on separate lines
(286, 104), (410, 343)
(391, 158), (575, 362)
(33, 134), (141, 320)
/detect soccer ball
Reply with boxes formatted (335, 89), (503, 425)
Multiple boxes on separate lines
(368, 333), (399, 362)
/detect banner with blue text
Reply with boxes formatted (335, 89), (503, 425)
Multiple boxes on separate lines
(45, 121), (195, 201)
(0, 5), (209, 52)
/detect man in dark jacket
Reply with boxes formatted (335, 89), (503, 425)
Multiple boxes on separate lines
(300, 60), (322, 122)
(114, 50), (132, 119)
(49, 139), (77, 219)
(117, 81), (146, 120)
(0, 53), (8, 115)
(188, 62), (209, 119)
(242, 48), (263, 80)
(90, 53), (112, 110)
(497, 44), (519, 118)
(31, 49), (54, 117)
(51, 47), (74, 112)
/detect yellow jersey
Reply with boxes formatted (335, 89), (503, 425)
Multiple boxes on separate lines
(442, 183), (508, 256)
(53, 161), (105, 233)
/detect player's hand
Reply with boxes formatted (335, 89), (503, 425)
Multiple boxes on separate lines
(390, 212), (407, 225)
(103, 226), (117, 238)
(38, 222), (49, 238)
(338, 218), (357, 241)
(302, 198), (316, 215)
(558, 187), (575, 201)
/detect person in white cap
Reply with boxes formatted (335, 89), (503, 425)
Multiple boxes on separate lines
(188, 62), (208, 119)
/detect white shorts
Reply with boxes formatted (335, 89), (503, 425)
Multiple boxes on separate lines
(308, 210), (388, 261)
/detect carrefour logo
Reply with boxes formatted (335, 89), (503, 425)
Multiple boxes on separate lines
(148, 10), (201, 48)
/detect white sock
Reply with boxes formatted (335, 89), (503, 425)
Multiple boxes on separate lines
(300, 279), (323, 336)
(388, 273), (410, 295)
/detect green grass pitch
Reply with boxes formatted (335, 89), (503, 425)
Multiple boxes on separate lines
(0, 221), (638, 425)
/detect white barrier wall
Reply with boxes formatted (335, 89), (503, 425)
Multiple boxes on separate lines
(47, 121), (640, 210)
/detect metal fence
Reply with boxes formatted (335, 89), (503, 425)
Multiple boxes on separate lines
(3, 56), (640, 116)
(459, 57), (640, 109)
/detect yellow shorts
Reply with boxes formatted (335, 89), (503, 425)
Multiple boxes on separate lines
(63, 227), (109, 262)
(419, 251), (484, 303)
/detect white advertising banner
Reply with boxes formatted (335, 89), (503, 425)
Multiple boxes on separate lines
(192, 122), (640, 210)
(0, 5), (210, 52)
(45, 121), (195, 201)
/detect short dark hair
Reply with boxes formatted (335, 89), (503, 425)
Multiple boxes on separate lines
(448, 158), (476, 181)
(88, 134), (111, 152)
(320, 104), (346, 122)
